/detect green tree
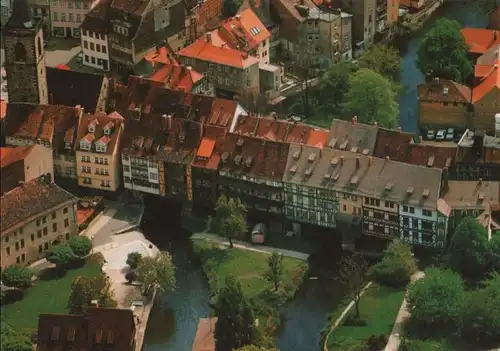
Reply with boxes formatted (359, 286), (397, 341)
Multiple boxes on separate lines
(489, 233), (500, 272)
(417, 18), (473, 83)
(68, 236), (92, 257)
(446, 217), (490, 280)
(263, 252), (284, 291)
(126, 251), (143, 269)
(135, 252), (176, 298)
(223, 0), (243, 18)
(67, 275), (117, 313)
(1, 265), (33, 289)
(407, 268), (465, 332)
(341, 68), (399, 128)
(234, 346), (278, 351)
(45, 244), (77, 270)
(211, 195), (248, 248)
(316, 61), (354, 116)
(371, 240), (417, 288)
(359, 44), (401, 81)
(1, 324), (33, 351)
(462, 272), (500, 346)
(337, 253), (369, 319)
(213, 276), (256, 351)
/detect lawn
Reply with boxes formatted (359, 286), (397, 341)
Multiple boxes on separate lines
(192, 239), (308, 299)
(1, 261), (102, 329)
(327, 284), (405, 351)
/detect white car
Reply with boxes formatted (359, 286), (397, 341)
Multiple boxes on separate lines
(426, 130), (436, 140)
(436, 129), (446, 141)
(446, 128), (454, 141)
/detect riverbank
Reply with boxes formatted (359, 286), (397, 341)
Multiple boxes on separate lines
(192, 238), (308, 346)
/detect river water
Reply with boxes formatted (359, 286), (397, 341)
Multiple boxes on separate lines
(398, 1), (489, 133)
(142, 3), (490, 350)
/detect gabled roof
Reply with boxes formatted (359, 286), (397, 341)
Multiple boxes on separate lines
(373, 127), (414, 162)
(443, 180), (500, 210)
(47, 67), (106, 113)
(178, 36), (260, 68)
(472, 64), (500, 103)
(326, 119), (378, 156)
(76, 112), (124, 154)
(149, 65), (204, 92)
(191, 124), (228, 170)
(218, 133), (290, 181)
(80, 0), (112, 33)
(4, 103), (81, 152)
(1, 177), (77, 233)
(417, 79), (472, 103)
(144, 46), (179, 65)
(110, 0), (149, 15)
(215, 9), (271, 51)
(461, 28), (500, 54)
(0, 146), (34, 168)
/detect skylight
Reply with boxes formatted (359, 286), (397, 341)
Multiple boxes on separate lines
(250, 27), (261, 36)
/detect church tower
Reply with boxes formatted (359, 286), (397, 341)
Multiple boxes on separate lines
(3, 0), (48, 104)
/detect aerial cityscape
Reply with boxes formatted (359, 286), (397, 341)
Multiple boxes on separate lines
(0, 0), (499, 350)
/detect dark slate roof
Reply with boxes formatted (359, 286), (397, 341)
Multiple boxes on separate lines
(5, 0), (34, 29)
(1, 177), (77, 232)
(80, 0), (112, 33)
(47, 67), (105, 113)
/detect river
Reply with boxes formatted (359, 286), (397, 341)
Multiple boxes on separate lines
(141, 3), (490, 350)
(398, 1), (490, 133)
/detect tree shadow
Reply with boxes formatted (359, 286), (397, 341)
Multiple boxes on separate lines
(37, 267), (66, 281)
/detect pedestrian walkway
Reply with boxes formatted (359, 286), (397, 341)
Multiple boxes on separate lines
(191, 232), (310, 261)
(384, 271), (425, 351)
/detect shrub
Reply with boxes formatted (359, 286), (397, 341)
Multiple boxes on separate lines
(366, 334), (388, 350)
(45, 244), (77, 269)
(68, 236), (92, 257)
(126, 252), (143, 269)
(125, 271), (137, 283)
(343, 311), (368, 326)
(0, 288), (24, 305)
(1, 265), (34, 289)
(370, 240), (417, 288)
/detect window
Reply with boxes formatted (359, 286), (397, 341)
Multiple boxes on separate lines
(63, 207), (68, 214)
(68, 13), (73, 22)
(250, 26), (260, 36)
(43, 227), (48, 235)
(91, 57), (96, 64)
(4, 236), (8, 243)
(96, 44), (101, 52)
(53, 223), (58, 232)
(38, 245), (42, 253)
(21, 239), (25, 248)
(52, 212), (56, 219)
(102, 45), (107, 54)
(14, 42), (27, 62)
(68, 1), (73, 8)
(422, 209), (432, 217)
(75, 1), (81, 9)
(85, 55), (89, 62)
(6, 247), (10, 255)
(44, 242), (49, 250)
(403, 205), (408, 212)
(42, 217), (47, 224)
(15, 242), (19, 250)
(64, 218), (69, 227)
(16, 257), (20, 264)
(90, 42), (94, 50)
(409, 207), (415, 214)
(31, 234), (35, 241)
(84, 40), (88, 49)
(76, 14), (81, 22)
(53, 11), (58, 21)
(61, 13), (66, 22)
(66, 233), (70, 240)
(37, 230), (42, 238)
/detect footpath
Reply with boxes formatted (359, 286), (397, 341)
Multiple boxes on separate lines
(191, 232), (310, 261)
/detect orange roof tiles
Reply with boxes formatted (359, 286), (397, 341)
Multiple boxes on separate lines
(0, 146), (34, 168)
(76, 112), (124, 155)
(178, 36), (260, 68)
(197, 137), (216, 158)
(149, 64), (204, 92)
(472, 64), (500, 103)
(216, 9), (271, 51)
(306, 129), (329, 148)
(0, 99), (6, 120)
(144, 46), (179, 65)
(461, 28), (500, 54)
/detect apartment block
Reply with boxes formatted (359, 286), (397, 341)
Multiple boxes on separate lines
(76, 112), (124, 191)
(1, 177), (78, 268)
(50, 0), (98, 37)
(1, 145), (53, 193)
(340, 0), (376, 53)
(80, 0), (111, 71)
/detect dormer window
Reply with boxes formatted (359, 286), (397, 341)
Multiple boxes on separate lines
(80, 133), (94, 151)
(103, 121), (114, 135)
(96, 136), (110, 153)
(88, 119), (99, 133)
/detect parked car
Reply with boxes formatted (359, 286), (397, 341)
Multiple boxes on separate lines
(251, 223), (267, 244)
(426, 130), (436, 140)
(446, 128), (454, 141)
(436, 129), (446, 141)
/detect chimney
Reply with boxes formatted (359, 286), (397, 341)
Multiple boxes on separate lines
(206, 32), (211, 43)
(442, 167), (449, 193)
(356, 157), (360, 169)
(340, 156), (344, 165)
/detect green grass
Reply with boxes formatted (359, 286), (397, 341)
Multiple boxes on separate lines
(327, 284), (405, 351)
(193, 239), (308, 299)
(1, 261), (101, 329)
(45, 38), (80, 51)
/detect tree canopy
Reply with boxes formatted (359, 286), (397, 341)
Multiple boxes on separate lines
(337, 253), (369, 319)
(407, 268), (465, 333)
(68, 236), (92, 257)
(234, 346), (278, 351)
(446, 217), (491, 280)
(341, 68), (399, 128)
(358, 44), (401, 81)
(135, 252), (176, 298)
(67, 275), (116, 313)
(126, 251), (143, 270)
(263, 252), (284, 292)
(371, 240), (417, 288)
(211, 195), (248, 248)
(45, 244), (77, 269)
(1, 324), (33, 351)
(213, 276), (256, 351)
(1, 265), (33, 289)
(417, 18), (473, 83)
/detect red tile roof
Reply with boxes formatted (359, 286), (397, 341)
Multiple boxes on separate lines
(191, 125), (228, 170)
(407, 144), (456, 169)
(461, 28), (500, 54)
(178, 36), (260, 68)
(149, 65), (204, 92)
(215, 9), (271, 51)
(472, 64), (500, 103)
(144, 46), (179, 65)
(0, 99), (6, 120)
(217, 133), (290, 180)
(197, 137), (216, 158)
(417, 79), (472, 103)
(0, 146), (34, 168)
(373, 127), (414, 162)
(76, 112), (124, 155)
